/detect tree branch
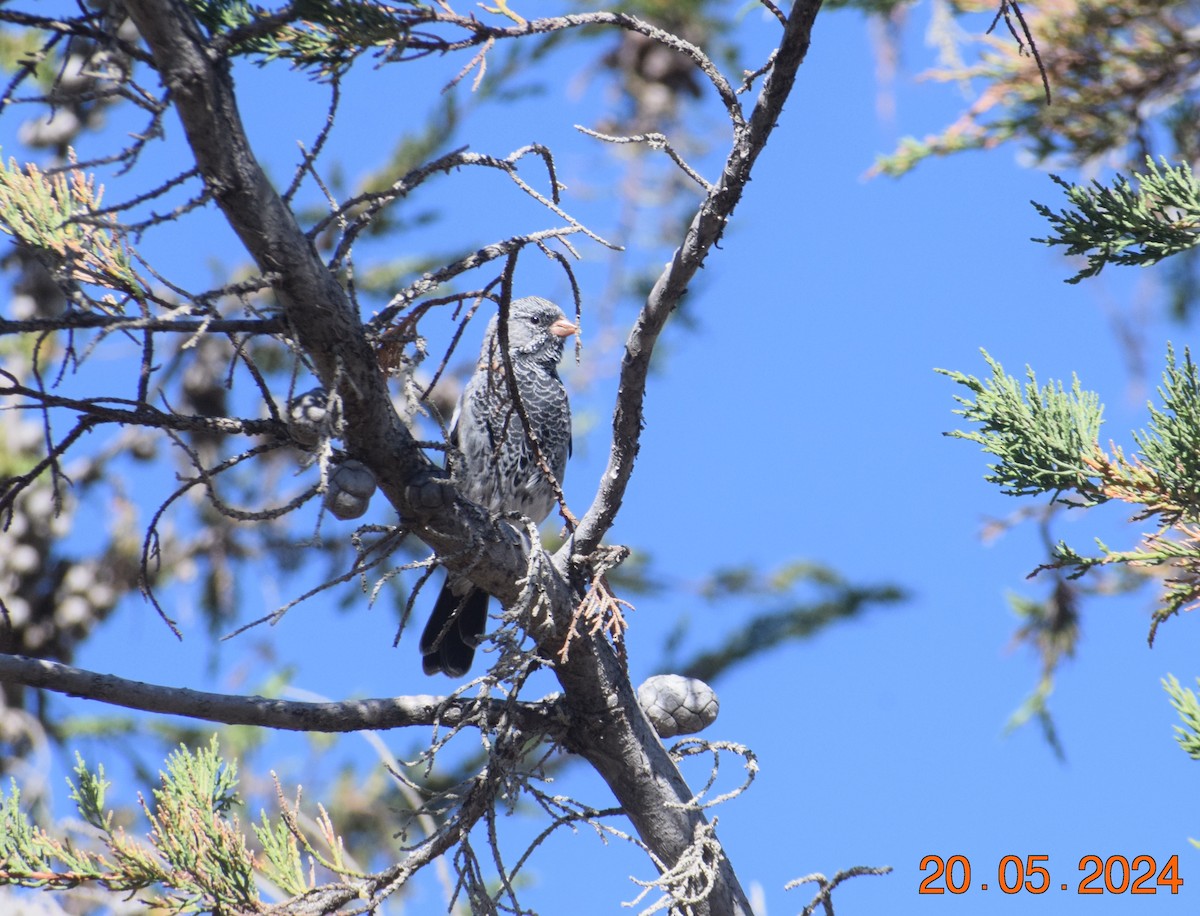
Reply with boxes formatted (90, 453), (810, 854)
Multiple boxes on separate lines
(572, 0), (823, 559)
(0, 315), (286, 335)
(535, 8), (827, 915)
(121, 0), (538, 612)
(0, 653), (562, 735)
(104, 5), (826, 915)
(0, 377), (281, 437)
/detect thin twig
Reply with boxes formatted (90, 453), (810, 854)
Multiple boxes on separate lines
(571, 0), (823, 559)
(370, 225), (587, 331)
(495, 255), (576, 531)
(988, 0), (1051, 104)
(576, 125), (712, 192)
(788, 865), (894, 916)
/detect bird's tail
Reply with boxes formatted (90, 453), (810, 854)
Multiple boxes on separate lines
(420, 576), (489, 677)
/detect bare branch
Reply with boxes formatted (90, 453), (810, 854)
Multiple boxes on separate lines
(406, 11), (746, 131)
(283, 73), (341, 204)
(371, 225), (588, 331)
(0, 314), (285, 335)
(120, 0), (544, 619)
(54, 5), (832, 914)
(576, 125), (713, 192)
(0, 375), (282, 437)
(319, 145), (618, 271)
(0, 413), (93, 526)
(0, 653), (564, 735)
(788, 865), (895, 916)
(988, 0), (1051, 104)
(0, 9), (152, 64)
(293, 768), (498, 915)
(760, 1), (788, 28)
(572, 0), (824, 559)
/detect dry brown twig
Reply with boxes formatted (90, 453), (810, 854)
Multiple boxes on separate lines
(559, 545), (633, 665)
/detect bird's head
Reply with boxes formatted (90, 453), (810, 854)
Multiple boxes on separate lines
(504, 296), (577, 364)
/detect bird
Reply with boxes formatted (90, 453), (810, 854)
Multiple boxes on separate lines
(420, 296), (576, 676)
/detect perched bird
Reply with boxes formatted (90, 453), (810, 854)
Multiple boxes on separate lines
(420, 296), (576, 676)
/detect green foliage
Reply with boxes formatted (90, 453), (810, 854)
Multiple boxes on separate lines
(942, 347), (1200, 643)
(1133, 344), (1200, 521)
(0, 736), (352, 912)
(148, 739), (258, 906)
(1166, 672), (1200, 763)
(187, 0), (259, 35)
(1032, 158), (1200, 284)
(871, 0), (1200, 314)
(870, 130), (1007, 179)
(1002, 664), (1064, 759)
(186, 0), (434, 76)
(1163, 674), (1200, 760)
(254, 809), (307, 897)
(937, 350), (1105, 501)
(67, 754), (113, 832)
(943, 345), (1200, 750)
(0, 29), (53, 80)
(0, 775), (112, 891)
(0, 156), (138, 296)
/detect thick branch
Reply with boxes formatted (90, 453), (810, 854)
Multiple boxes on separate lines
(541, 7), (824, 916)
(121, 0), (535, 609)
(0, 654), (561, 735)
(108, 6), (824, 916)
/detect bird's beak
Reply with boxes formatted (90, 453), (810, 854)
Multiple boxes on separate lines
(550, 318), (578, 338)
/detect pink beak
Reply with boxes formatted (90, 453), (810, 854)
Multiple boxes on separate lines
(550, 318), (578, 338)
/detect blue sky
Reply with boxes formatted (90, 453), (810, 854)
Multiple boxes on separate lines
(6, 3), (1200, 914)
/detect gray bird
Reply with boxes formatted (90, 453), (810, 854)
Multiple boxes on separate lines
(420, 296), (576, 676)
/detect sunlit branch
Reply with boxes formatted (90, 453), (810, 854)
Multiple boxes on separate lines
(0, 653), (564, 735)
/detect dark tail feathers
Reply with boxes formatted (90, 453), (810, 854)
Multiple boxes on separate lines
(420, 578), (489, 677)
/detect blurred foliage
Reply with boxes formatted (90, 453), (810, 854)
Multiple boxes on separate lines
(0, 0), (890, 733)
(665, 562), (906, 683)
(895, 0), (1200, 756)
(19, 0), (1200, 899)
(875, 0), (1200, 316)
(875, 0), (1200, 177)
(0, 158), (138, 296)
